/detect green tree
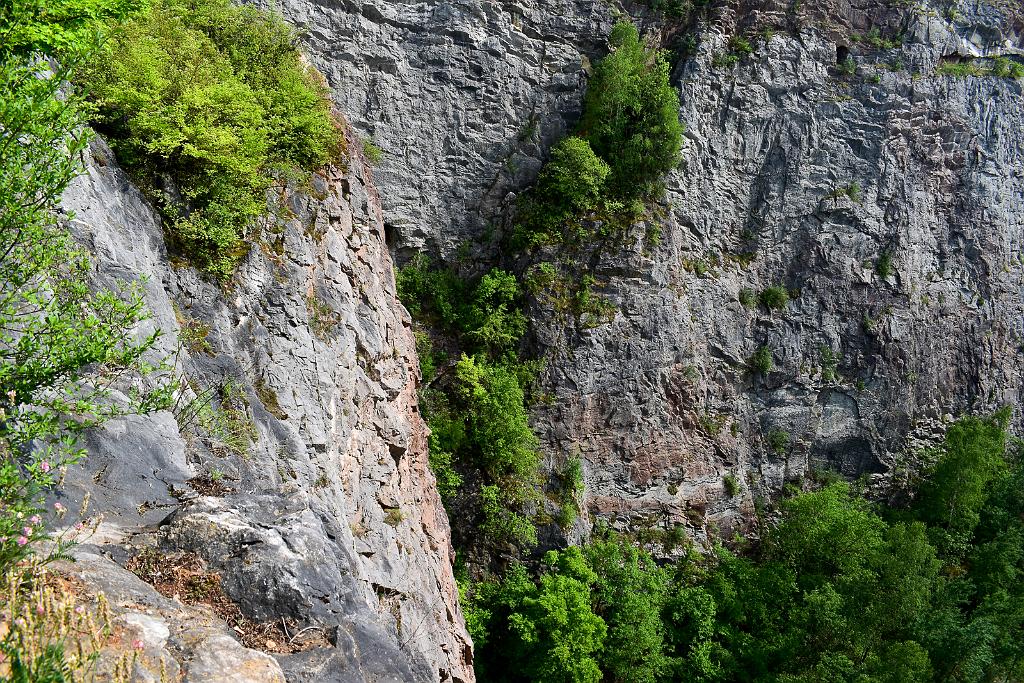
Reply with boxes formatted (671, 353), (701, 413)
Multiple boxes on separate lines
(586, 535), (670, 683)
(480, 551), (607, 683)
(81, 0), (340, 277)
(0, 0), (145, 59)
(577, 21), (683, 197)
(913, 409), (1009, 556)
(1, 0), (171, 671)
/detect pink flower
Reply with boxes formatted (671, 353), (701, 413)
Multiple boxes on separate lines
(36, 605), (45, 615)
(54, 503), (65, 512)
(40, 461), (50, 473)
(22, 526), (32, 537)
(16, 536), (28, 546)
(29, 515), (40, 525)
(75, 605), (85, 614)
(74, 522), (84, 531)
(132, 639), (144, 651)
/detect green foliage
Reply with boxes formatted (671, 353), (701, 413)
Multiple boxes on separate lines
(362, 138), (383, 165)
(480, 552), (606, 683)
(838, 56), (857, 76)
(1, 3), (171, 669)
(759, 285), (789, 310)
(820, 345), (840, 383)
(514, 138), (611, 247)
(729, 35), (754, 56)
(0, 39), (172, 573)
(398, 257), (542, 549)
(738, 287), (757, 308)
(877, 249), (894, 279)
(723, 472), (741, 497)
(0, 0), (146, 59)
(556, 456), (585, 528)
(454, 354), (538, 486)
(935, 57), (1023, 79)
(81, 0), (341, 277)
(766, 429), (790, 455)
(912, 409), (1009, 556)
(749, 345), (774, 375)
(473, 411), (1024, 683)
(577, 21), (683, 198)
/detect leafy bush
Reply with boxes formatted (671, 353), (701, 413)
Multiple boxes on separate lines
(876, 249), (893, 279)
(1, 40), (172, 574)
(1, 2), (171, 672)
(514, 138), (611, 246)
(738, 287), (757, 308)
(759, 285), (790, 310)
(556, 456), (585, 528)
(723, 472), (741, 497)
(766, 429), (789, 455)
(397, 258), (542, 549)
(0, 0), (145, 59)
(362, 138), (383, 165)
(748, 345), (774, 374)
(82, 0), (341, 277)
(473, 411), (1024, 683)
(577, 21), (683, 197)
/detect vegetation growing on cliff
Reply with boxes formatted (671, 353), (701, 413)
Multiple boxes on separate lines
(467, 410), (1024, 683)
(397, 257), (543, 549)
(1, 0), (172, 673)
(81, 0), (342, 277)
(512, 20), (682, 248)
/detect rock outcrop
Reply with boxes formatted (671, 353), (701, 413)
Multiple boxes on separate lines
(57, 129), (472, 681)
(55, 0), (1024, 678)
(266, 0), (1024, 542)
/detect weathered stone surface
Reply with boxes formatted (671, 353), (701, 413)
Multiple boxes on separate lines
(531, 2), (1024, 541)
(261, 0), (1024, 546)
(62, 550), (286, 683)
(59, 129), (471, 680)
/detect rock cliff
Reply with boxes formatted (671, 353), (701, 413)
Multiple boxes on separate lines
(265, 0), (1024, 542)
(57, 128), (472, 681)
(55, 0), (1024, 679)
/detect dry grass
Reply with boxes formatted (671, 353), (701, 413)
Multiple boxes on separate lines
(0, 559), (137, 681)
(124, 549), (328, 653)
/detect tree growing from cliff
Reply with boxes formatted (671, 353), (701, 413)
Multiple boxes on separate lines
(1, 0), (173, 673)
(577, 21), (683, 198)
(81, 0), (342, 278)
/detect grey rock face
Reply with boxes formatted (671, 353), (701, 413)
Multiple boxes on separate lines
(63, 551), (288, 682)
(249, 0), (617, 256)
(534, 2), (1024, 540)
(59, 131), (471, 681)
(264, 0), (1024, 544)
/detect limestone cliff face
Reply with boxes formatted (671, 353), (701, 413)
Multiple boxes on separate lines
(58, 0), (1024, 678)
(59, 129), (472, 681)
(266, 0), (1024, 542)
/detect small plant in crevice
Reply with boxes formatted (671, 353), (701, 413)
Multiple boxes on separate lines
(307, 293), (341, 339)
(723, 472), (741, 497)
(174, 302), (213, 354)
(384, 507), (404, 526)
(820, 345), (840, 383)
(556, 456), (585, 529)
(838, 56), (857, 76)
(739, 287), (757, 308)
(749, 345), (774, 375)
(766, 429), (790, 455)
(362, 137), (383, 165)
(827, 182), (862, 202)
(759, 285), (790, 311)
(876, 249), (894, 279)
